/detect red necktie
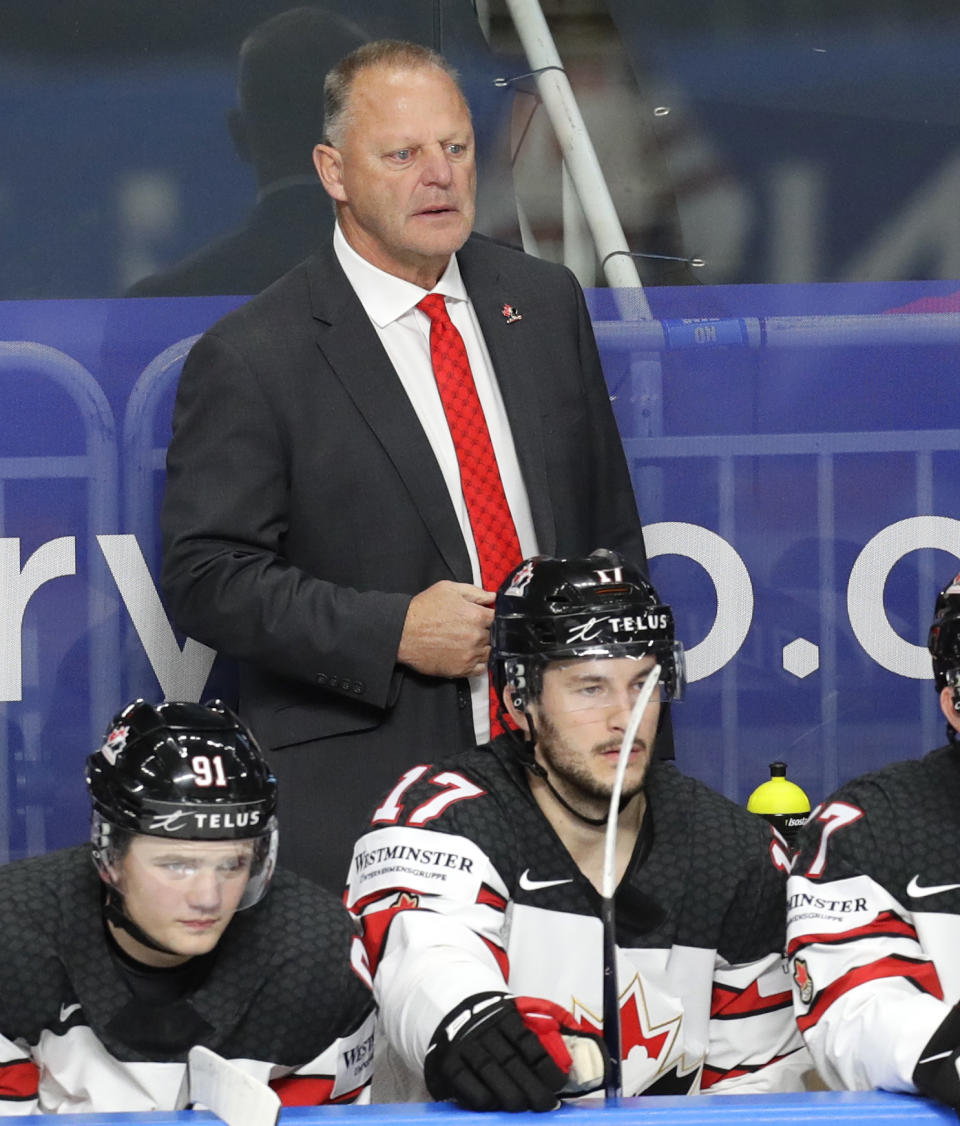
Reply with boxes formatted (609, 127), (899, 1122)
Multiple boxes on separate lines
(417, 294), (522, 737)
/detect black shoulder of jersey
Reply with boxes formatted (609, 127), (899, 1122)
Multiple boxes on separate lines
(643, 763), (786, 962)
(794, 744), (960, 895)
(212, 866), (372, 1064)
(0, 846), (94, 1044)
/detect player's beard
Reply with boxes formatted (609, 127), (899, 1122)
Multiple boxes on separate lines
(536, 711), (650, 814)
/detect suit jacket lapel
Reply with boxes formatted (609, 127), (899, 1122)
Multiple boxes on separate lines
(304, 247), (472, 580)
(459, 239), (556, 556)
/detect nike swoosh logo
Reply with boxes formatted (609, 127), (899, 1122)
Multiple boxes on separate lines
(906, 875), (960, 898)
(918, 1049), (954, 1066)
(518, 869), (574, 892)
(59, 1002), (81, 1023)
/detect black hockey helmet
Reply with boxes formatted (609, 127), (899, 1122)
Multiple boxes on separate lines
(492, 551), (684, 708)
(87, 699), (278, 911)
(929, 573), (960, 692)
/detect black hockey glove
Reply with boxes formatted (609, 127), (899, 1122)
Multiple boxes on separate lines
(913, 1003), (960, 1107)
(424, 992), (608, 1112)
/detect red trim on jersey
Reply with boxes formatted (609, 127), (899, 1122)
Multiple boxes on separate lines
(0, 1058), (39, 1100)
(787, 910), (917, 958)
(701, 1047), (806, 1090)
(358, 895), (422, 974)
(480, 934), (510, 979)
(271, 1075), (334, 1105)
(702, 1063), (748, 1089)
(477, 883), (507, 912)
(270, 1076), (365, 1105)
(710, 979), (793, 1019)
(349, 885), (418, 915)
(700, 1051), (791, 1090)
(797, 955), (943, 1033)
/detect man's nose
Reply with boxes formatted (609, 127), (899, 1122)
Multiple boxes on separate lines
(606, 689), (638, 729)
(421, 144), (453, 187)
(186, 867), (223, 911)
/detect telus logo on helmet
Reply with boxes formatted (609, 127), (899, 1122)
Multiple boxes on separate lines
(565, 614), (669, 645)
(148, 808), (263, 835)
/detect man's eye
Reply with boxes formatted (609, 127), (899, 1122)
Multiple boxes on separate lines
(392, 149), (412, 161)
(447, 143), (465, 156)
(219, 856), (250, 874)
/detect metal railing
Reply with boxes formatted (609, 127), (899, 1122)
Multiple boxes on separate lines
(501, 0), (650, 314)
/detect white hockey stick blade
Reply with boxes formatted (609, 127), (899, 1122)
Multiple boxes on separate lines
(185, 1046), (280, 1126)
(601, 664), (661, 900)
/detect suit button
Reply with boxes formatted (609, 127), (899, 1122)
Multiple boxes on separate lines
(317, 673), (328, 685)
(457, 688), (470, 709)
(328, 676), (340, 689)
(352, 682), (365, 695)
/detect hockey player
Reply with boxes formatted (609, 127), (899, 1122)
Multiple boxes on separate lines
(0, 699), (375, 1115)
(347, 552), (808, 1110)
(786, 572), (960, 1108)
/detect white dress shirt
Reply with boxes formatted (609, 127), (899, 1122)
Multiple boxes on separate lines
(334, 225), (539, 743)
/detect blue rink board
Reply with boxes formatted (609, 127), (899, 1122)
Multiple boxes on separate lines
(4, 1093), (955, 1125)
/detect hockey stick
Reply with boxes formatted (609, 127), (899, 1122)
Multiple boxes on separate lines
(177, 1045), (281, 1126)
(600, 663), (661, 1100)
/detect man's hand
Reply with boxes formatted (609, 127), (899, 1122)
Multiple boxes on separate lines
(423, 992), (608, 1112)
(914, 1003), (960, 1107)
(397, 581), (494, 678)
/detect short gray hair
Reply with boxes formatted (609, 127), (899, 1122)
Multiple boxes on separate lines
(323, 39), (465, 148)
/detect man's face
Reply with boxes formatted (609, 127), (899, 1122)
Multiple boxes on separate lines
(314, 63), (476, 288)
(113, 836), (254, 966)
(529, 656), (661, 812)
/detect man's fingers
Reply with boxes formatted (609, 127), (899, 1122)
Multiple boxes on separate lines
(398, 581), (496, 677)
(460, 586), (496, 606)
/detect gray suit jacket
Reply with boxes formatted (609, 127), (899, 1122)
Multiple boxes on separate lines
(161, 234), (646, 882)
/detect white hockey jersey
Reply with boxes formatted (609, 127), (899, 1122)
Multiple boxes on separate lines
(346, 741), (808, 1100)
(786, 744), (960, 1095)
(0, 847), (375, 1115)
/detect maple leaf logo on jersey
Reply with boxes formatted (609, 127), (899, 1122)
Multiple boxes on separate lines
(394, 891), (419, 909)
(793, 957), (814, 1005)
(572, 973), (695, 1090)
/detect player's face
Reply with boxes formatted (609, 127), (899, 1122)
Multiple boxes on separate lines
(314, 63), (476, 289)
(113, 836), (254, 967)
(530, 656), (661, 815)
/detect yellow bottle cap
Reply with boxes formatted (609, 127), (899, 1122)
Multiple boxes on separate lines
(747, 761), (811, 816)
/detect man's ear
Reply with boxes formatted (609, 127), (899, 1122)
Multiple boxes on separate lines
(313, 143), (346, 201)
(940, 685), (960, 733)
(98, 862), (122, 893)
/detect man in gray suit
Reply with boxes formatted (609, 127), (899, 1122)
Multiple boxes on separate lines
(161, 40), (647, 890)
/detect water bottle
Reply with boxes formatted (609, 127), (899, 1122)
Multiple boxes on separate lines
(747, 761), (811, 847)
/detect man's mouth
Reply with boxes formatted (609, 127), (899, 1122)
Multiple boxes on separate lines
(601, 742), (645, 757)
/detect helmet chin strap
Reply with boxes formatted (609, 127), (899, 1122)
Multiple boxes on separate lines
(102, 886), (184, 959)
(505, 704), (633, 829)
